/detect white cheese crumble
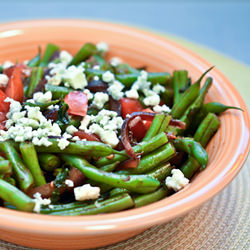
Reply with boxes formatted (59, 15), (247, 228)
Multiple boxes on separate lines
(66, 125), (78, 135)
(33, 192), (51, 213)
(92, 65), (100, 70)
(96, 42), (109, 53)
(57, 137), (70, 150)
(110, 57), (122, 67)
(74, 184), (100, 201)
(59, 50), (73, 65)
(125, 89), (139, 99)
(152, 84), (165, 94)
(2, 61), (14, 69)
(0, 74), (9, 88)
(143, 94), (160, 106)
(83, 89), (93, 100)
(102, 71), (115, 83)
(33, 91), (52, 104)
(165, 169), (189, 192)
(93, 75), (99, 81)
(92, 92), (109, 109)
(79, 115), (92, 131)
(65, 179), (74, 187)
(63, 65), (87, 90)
(80, 110), (123, 147)
(153, 104), (171, 113)
(107, 80), (124, 100)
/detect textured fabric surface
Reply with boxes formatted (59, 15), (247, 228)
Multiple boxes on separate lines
(0, 33), (249, 250)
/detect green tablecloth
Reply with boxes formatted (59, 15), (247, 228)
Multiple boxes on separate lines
(1, 34), (250, 250)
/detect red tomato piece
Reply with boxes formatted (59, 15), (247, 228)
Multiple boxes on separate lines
(142, 108), (154, 130)
(120, 98), (143, 119)
(73, 131), (100, 142)
(0, 89), (10, 114)
(64, 91), (88, 117)
(5, 66), (24, 102)
(129, 116), (147, 141)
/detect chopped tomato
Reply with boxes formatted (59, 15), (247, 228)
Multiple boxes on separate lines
(120, 98), (143, 119)
(0, 89), (10, 114)
(0, 122), (6, 130)
(73, 131), (100, 142)
(0, 113), (7, 124)
(142, 108), (154, 130)
(129, 116), (147, 141)
(64, 91), (88, 117)
(5, 66), (24, 102)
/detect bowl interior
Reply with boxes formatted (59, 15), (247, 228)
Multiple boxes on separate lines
(0, 20), (249, 234)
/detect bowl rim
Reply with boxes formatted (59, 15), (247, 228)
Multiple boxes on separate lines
(0, 19), (249, 236)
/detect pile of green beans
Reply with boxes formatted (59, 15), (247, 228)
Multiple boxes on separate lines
(0, 42), (242, 215)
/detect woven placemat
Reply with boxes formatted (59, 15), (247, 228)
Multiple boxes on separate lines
(0, 33), (249, 250)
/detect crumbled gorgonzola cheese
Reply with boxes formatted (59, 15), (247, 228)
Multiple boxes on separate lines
(165, 169), (189, 192)
(33, 91), (52, 104)
(33, 192), (51, 213)
(96, 42), (109, 53)
(0, 74), (9, 88)
(102, 71), (115, 83)
(65, 179), (74, 187)
(110, 57), (122, 67)
(153, 104), (171, 113)
(107, 80), (124, 100)
(92, 92), (109, 109)
(125, 89), (139, 99)
(74, 184), (100, 201)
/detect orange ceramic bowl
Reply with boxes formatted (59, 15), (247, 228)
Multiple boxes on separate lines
(0, 20), (249, 250)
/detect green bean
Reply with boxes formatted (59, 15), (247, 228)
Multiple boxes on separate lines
(100, 161), (119, 172)
(35, 139), (125, 157)
(0, 160), (12, 176)
(148, 162), (172, 181)
(171, 67), (213, 119)
(117, 143), (176, 175)
(49, 193), (134, 216)
(115, 63), (139, 74)
(69, 43), (97, 66)
(85, 68), (105, 79)
(161, 87), (174, 107)
(179, 77), (212, 131)
(0, 179), (35, 212)
(173, 137), (208, 169)
(19, 142), (46, 186)
(109, 188), (128, 197)
(134, 187), (171, 208)
(0, 65), (3, 73)
(181, 113), (220, 178)
(85, 179), (112, 193)
(62, 155), (160, 193)
(39, 43), (60, 67)
(93, 54), (110, 70)
(27, 49), (41, 67)
(203, 102), (243, 114)
(173, 70), (188, 105)
(3, 176), (16, 186)
(44, 84), (73, 99)
(181, 156), (200, 179)
(40, 201), (89, 214)
(26, 67), (44, 98)
(23, 100), (60, 111)
(116, 72), (170, 88)
(0, 141), (34, 191)
(38, 153), (61, 172)
(96, 132), (168, 167)
(194, 113), (220, 148)
(142, 114), (165, 141)
(158, 115), (172, 134)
